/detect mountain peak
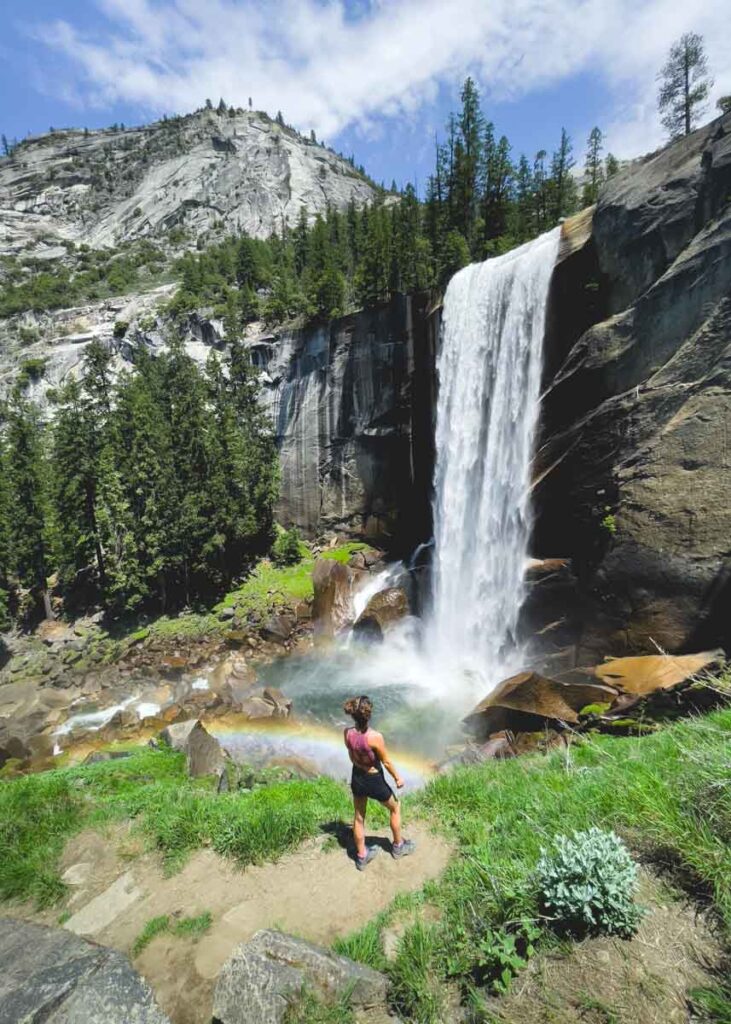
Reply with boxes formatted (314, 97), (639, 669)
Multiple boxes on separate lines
(0, 108), (377, 258)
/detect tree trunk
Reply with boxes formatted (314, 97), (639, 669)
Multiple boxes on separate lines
(684, 53), (691, 135)
(41, 587), (54, 621)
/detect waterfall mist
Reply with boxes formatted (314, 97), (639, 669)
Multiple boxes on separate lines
(429, 227), (561, 697)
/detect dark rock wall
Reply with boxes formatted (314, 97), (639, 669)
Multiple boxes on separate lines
(533, 111), (731, 662)
(256, 293), (437, 555)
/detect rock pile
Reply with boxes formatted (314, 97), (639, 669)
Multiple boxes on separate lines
(453, 649), (727, 766)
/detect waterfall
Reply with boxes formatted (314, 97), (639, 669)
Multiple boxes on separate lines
(429, 227), (561, 694)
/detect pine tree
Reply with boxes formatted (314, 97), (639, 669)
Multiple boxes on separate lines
(582, 127), (605, 206)
(533, 150), (550, 231)
(217, 97), (227, 114)
(5, 392), (53, 619)
(657, 32), (712, 138)
(452, 77), (484, 247)
(50, 380), (106, 588)
(605, 153), (620, 179)
(481, 130), (514, 252)
(550, 128), (578, 221)
(0, 434), (13, 629)
(514, 155), (535, 242)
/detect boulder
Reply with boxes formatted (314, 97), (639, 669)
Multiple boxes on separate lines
(184, 721), (227, 778)
(160, 719), (226, 778)
(592, 649), (724, 695)
(352, 586), (409, 642)
(262, 686), (292, 717)
(238, 688), (292, 720)
(213, 929), (389, 1024)
(160, 718), (198, 751)
(312, 558), (354, 637)
(261, 613), (297, 644)
(464, 671), (619, 739)
(0, 918), (170, 1023)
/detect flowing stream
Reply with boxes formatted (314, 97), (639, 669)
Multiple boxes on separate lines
(429, 227), (561, 693)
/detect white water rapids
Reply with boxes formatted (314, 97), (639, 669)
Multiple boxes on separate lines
(429, 227), (561, 694)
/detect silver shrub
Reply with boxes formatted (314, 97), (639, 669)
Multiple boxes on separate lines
(535, 827), (643, 937)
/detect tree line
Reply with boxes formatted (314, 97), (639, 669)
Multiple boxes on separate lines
(168, 77), (618, 335)
(0, 340), (278, 627)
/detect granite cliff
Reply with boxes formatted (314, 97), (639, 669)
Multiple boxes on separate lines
(532, 110), (731, 661)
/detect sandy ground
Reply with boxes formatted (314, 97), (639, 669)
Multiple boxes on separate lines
(17, 820), (451, 1024)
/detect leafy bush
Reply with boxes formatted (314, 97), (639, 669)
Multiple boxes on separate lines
(272, 527), (304, 566)
(535, 827), (643, 937)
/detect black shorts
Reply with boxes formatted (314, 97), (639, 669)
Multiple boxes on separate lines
(351, 765), (395, 803)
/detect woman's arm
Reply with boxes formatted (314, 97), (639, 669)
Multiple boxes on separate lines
(370, 733), (404, 788)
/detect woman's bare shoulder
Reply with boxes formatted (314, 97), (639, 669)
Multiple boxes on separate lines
(368, 728), (384, 745)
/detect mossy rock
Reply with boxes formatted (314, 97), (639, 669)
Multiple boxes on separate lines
(599, 718), (657, 735)
(579, 702), (612, 717)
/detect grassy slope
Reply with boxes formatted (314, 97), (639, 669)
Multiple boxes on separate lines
(336, 707), (731, 1020)
(2, 705), (729, 1019)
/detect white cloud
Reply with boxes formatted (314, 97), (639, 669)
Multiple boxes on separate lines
(30, 0), (731, 157)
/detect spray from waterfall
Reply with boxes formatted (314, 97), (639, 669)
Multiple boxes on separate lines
(429, 227), (561, 696)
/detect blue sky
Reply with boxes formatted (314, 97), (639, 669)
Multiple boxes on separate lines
(1, 0), (729, 191)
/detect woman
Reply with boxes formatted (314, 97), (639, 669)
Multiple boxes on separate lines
(343, 695), (415, 870)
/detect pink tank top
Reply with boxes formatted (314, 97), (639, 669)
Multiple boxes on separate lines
(346, 728), (377, 767)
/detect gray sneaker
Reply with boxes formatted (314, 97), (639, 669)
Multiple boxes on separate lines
(355, 846), (379, 871)
(392, 839), (416, 859)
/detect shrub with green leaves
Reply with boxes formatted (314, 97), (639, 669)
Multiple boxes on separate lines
(272, 527), (304, 567)
(535, 827), (643, 938)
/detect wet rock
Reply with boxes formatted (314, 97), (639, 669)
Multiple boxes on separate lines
(262, 686), (292, 717)
(464, 671), (619, 739)
(0, 917), (170, 1023)
(239, 696), (281, 720)
(312, 557), (354, 637)
(353, 586), (409, 642)
(213, 929), (389, 1024)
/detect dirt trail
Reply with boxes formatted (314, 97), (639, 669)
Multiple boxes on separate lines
(25, 821), (451, 1024)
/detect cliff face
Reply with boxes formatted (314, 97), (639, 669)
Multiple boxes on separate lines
(533, 111), (731, 661)
(0, 109), (376, 258)
(257, 294), (437, 552)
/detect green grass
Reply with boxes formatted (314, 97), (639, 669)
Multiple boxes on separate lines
(214, 542), (374, 621)
(0, 746), (353, 906)
(132, 910), (213, 956)
(283, 988), (356, 1024)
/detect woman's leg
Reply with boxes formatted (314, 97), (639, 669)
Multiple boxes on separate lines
(353, 795), (368, 857)
(383, 794), (402, 846)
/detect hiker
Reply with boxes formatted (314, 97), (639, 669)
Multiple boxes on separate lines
(343, 695), (415, 871)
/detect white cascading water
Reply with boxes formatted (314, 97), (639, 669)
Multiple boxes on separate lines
(429, 227), (561, 695)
